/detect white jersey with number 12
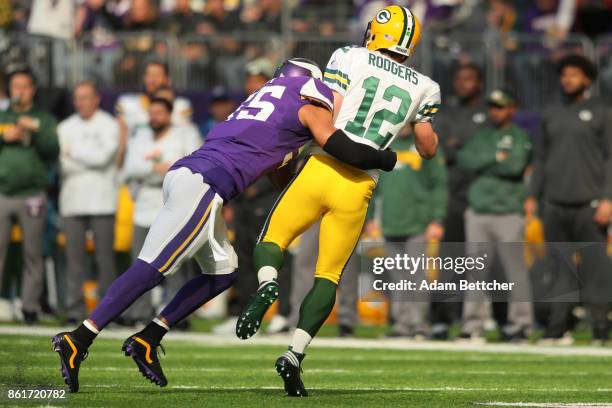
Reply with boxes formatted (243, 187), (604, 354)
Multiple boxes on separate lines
(323, 46), (441, 157)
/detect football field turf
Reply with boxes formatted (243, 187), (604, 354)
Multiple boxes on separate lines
(1, 332), (612, 407)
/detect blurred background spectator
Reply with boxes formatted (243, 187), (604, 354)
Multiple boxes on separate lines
(457, 89), (534, 343)
(122, 0), (160, 31)
(58, 81), (119, 324)
(153, 86), (199, 131)
(27, 0), (75, 40)
(243, 57), (275, 95)
(242, 0), (282, 33)
(74, 0), (123, 87)
(0, 69), (58, 324)
(120, 97), (200, 325)
(200, 0), (240, 33)
(429, 63), (488, 339)
(366, 125), (448, 339)
(526, 55), (612, 343)
(199, 86), (237, 138)
(161, 0), (204, 36)
(115, 61), (193, 166)
(521, 0), (576, 42)
(435, 63), (487, 244)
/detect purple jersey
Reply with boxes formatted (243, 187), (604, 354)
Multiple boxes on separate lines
(173, 76), (334, 200)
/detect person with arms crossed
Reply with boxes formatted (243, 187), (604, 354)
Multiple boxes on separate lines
(120, 97), (201, 324)
(115, 61), (193, 166)
(457, 89), (534, 342)
(58, 80), (120, 323)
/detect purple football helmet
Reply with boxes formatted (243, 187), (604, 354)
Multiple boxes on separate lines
(273, 58), (323, 80)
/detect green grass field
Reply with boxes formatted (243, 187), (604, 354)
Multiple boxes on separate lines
(2, 333), (612, 407)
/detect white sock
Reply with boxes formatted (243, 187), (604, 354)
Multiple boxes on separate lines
(153, 317), (170, 331)
(289, 328), (312, 354)
(257, 266), (278, 285)
(83, 319), (99, 334)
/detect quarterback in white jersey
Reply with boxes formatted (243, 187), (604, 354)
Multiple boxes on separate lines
(235, 4), (440, 398)
(324, 45), (440, 154)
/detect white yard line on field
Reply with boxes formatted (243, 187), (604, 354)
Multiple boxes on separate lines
(2, 325), (612, 357)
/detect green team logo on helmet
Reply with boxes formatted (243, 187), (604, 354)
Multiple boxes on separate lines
(376, 9), (391, 24)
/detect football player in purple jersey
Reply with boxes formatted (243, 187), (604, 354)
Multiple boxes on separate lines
(51, 58), (396, 392)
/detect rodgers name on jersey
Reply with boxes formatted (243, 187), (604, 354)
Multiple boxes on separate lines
(367, 52), (419, 85)
(323, 46), (441, 154)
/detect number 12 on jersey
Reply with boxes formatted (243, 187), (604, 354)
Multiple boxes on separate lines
(345, 76), (412, 148)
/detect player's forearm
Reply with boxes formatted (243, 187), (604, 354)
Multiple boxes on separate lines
(32, 118), (60, 160)
(323, 129), (396, 171)
(527, 161), (545, 199)
(415, 131), (438, 159)
(604, 110), (612, 199)
(116, 120), (128, 168)
(412, 122), (438, 159)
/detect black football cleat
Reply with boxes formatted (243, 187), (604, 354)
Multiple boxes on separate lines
(236, 281), (279, 340)
(52, 332), (88, 393)
(275, 350), (308, 397)
(122, 335), (168, 387)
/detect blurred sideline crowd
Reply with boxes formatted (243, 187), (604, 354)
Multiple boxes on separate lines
(2, 0), (610, 38)
(0, 0), (611, 345)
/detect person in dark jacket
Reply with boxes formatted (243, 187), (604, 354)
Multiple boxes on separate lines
(458, 89), (534, 342)
(367, 128), (448, 338)
(0, 69), (59, 324)
(525, 55), (612, 343)
(432, 63), (489, 339)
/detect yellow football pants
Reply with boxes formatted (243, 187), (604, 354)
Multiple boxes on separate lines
(260, 154), (376, 284)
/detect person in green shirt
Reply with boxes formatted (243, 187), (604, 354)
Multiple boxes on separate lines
(0, 69), (59, 324)
(366, 128), (448, 338)
(456, 89), (533, 342)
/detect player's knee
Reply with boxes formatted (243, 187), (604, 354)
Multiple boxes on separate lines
(126, 258), (165, 287)
(197, 255), (238, 276)
(314, 270), (342, 285)
(260, 239), (285, 251)
(254, 241), (285, 271)
(258, 229), (289, 249)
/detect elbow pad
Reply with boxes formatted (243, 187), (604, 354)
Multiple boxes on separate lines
(378, 148), (397, 172)
(323, 129), (396, 171)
